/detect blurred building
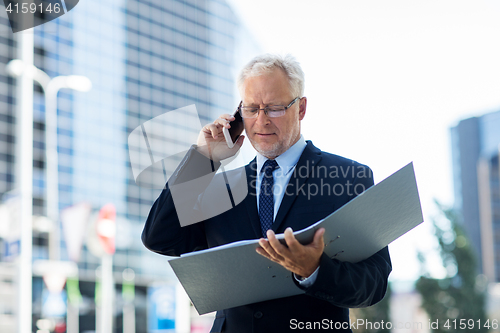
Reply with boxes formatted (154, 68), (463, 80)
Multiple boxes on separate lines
(487, 283), (500, 332)
(0, 9), (15, 197)
(390, 290), (429, 333)
(0, 11), (18, 333)
(451, 110), (500, 282)
(0, 0), (258, 332)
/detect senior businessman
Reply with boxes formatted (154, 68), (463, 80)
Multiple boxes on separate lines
(142, 54), (392, 333)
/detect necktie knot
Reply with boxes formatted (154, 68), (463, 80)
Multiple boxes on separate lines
(262, 159), (279, 177)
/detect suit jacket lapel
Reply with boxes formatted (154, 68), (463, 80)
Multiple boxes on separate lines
(272, 141), (322, 232)
(244, 158), (262, 238)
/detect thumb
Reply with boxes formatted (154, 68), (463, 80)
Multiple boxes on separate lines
(313, 228), (325, 246)
(226, 135), (244, 155)
(235, 135), (245, 148)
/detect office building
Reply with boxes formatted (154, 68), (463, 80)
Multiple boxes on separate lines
(0, 0), (258, 331)
(0, 10), (17, 333)
(451, 110), (500, 282)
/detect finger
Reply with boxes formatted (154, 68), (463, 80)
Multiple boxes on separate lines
(204, 123), (223, 139)
(283, 227), (302, 252)
(255, 247), (272, 260)
(256, 249), (280, 264)
(214, 114), (236, 128)
(218, 113), (235, 121)
(213, 117), (232, 128)
(261, 233), (285, 261)
(258, 238), (268, 248)
(312, 228), (325, 248)
(267, 230), (289, 257)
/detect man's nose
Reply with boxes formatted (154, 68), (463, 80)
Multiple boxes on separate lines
(255, 109), (271, 125)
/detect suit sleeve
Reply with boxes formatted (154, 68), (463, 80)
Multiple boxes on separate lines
(298, 166), (392, 308)
(141, 146), (220, 256)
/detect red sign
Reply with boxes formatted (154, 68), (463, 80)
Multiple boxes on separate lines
(96, 204), (116, 255)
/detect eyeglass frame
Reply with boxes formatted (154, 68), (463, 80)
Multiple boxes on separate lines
(236, 97), (301, 119)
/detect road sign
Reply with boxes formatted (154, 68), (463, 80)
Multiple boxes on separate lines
(148, 284), (176, 332)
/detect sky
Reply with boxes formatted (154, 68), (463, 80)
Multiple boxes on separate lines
(227, 0), (500, 282)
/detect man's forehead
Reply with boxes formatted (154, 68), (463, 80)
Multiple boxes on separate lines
(241, 70), (292, 102)
(242, 93), (291, 105)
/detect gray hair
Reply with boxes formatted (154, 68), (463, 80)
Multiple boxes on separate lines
(237, 54), (305, 98)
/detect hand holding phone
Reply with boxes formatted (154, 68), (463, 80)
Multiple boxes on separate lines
(223, 109), (244, 148)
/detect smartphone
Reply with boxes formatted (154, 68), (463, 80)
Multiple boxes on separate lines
(223, 109), (244, 148)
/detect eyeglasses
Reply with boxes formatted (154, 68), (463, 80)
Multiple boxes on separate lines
(237, 97), (301, 119)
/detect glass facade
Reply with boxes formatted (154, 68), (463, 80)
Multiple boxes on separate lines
(451, 110), (500, 282)
(0, 13), (16, 197)
(0, 0), (259, 331)
(0, 11), (18, 333)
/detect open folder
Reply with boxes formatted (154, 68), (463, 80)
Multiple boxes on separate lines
(169, 162), (423, 315)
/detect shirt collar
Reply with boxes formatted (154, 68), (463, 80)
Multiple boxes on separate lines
(256, 135), (307, 176)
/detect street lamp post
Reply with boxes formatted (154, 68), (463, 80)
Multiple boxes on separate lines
(6, 59), (91, 333)
(12, 26), (34, 333)
(6, 59), (92, 261)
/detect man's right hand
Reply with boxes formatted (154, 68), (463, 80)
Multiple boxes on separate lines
(196, 113), (245, 162)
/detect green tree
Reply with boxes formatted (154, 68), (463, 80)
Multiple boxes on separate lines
(415, 201), (488, 333)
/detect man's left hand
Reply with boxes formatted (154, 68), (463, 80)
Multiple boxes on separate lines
(256, 227), (325, 278)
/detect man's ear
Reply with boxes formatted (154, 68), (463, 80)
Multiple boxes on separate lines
(298, 97), (307, 121)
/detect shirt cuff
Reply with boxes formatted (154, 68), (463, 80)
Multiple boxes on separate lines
(294, 266), (320, 288)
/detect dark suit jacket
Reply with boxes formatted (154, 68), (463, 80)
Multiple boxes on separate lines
(142, 141), (392, 333)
